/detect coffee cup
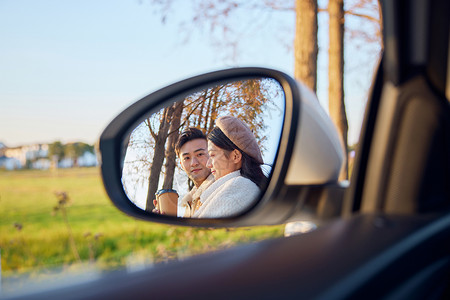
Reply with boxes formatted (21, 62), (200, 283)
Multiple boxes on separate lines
(155, 189), (178, 216)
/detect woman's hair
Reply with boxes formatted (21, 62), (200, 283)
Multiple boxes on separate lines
(208, 127), (266, 189)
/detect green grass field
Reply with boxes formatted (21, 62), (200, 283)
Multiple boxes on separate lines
(0, 168), (284, 280)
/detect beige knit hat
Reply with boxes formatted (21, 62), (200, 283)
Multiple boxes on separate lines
(216, 116), (264, 164)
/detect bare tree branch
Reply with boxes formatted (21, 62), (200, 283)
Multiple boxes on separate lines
(346, 11), (380, 24)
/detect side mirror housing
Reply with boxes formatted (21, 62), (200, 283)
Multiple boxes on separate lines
(99, 67), (345, 227)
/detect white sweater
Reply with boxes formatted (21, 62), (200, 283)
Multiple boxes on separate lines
(193, 170), (260, 218)
(179, 173), (215, 217)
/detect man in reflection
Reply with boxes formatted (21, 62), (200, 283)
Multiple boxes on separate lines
(153, 128), (215, 217)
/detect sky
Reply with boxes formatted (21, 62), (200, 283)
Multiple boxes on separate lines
(0, 0), (380, 148)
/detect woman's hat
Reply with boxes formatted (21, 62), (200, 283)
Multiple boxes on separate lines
(216, 116), (263, 164)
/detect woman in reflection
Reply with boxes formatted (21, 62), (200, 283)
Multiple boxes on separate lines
(193, 116), (266, 218)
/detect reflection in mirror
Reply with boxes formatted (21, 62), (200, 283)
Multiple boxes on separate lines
(121, 77), (285, 218)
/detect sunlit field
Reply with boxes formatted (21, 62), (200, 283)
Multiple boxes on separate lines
(0, 168), (284, 285)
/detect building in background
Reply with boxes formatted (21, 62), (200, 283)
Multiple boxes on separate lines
(0, 142), (98, 170)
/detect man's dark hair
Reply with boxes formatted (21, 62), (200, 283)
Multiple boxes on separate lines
(175, 127), (207, 157)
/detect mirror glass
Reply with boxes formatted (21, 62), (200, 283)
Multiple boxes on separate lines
(121, 77), (285, 218)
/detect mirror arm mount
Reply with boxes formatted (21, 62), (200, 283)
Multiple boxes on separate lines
(285, 181), (349, 224)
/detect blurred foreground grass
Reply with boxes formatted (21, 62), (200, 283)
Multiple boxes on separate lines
(0, 168), (283, 278)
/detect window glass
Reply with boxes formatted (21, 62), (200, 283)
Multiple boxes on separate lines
(0, 0), (381, 294)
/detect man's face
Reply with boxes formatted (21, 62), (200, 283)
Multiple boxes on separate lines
(179, 138), (211, 187)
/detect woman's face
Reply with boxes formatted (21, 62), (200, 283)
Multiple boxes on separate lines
(206, 141), (241, 179)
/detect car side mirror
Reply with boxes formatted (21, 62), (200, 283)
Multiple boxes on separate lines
(99, 67), (345, 227)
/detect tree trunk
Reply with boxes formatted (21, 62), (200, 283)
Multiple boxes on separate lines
(378, 3), (384, 50)
(146, 106), (174, 211)
(162, 101), (184, 190)
(203, 92), (212, 132)
(294, 0), (318, 92)
(208, 89), (220, 133)
(328, 0), (348, 180)
(196, 98), (205, 127)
